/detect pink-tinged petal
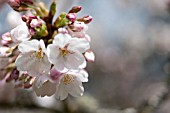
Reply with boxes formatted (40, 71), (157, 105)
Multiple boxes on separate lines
(47, 44), (60, 64)
(65, 79), (84, 97)
(55, 82), (68, 100)
(53, 34), (72, 48)
(2, 32), (12, 42)
(84, 50), (95, 62)
(67, 38), (90, 53)
(18, 40), (39, 53)
(65, 52), (86, 70)
(33, 80), (56, 97)
(50, 67), (62, 82)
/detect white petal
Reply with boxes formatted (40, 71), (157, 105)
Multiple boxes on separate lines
(47, 44), (60, 64)
(0, 46), (11, 57)
(84, 50), (95, 62)
(65, 79), (84, 97)
(55, 82), (68, 100)
(18, 40), (39, 53)
(15, 53), (51, 76)
(15, 53), (35, 72)
(39, 40), (46, 54)
(75, 70), (89, 82)
(67, 38), (90, 53)
(53, 33), (72, 48)
(11, 24), (31, 42)
(33, 80), (56, 97)
(53, 56), (67, 72)
(65, 52), (86, 69)
(34, 75), (49, 88)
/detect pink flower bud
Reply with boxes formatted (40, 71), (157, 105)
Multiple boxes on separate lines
(22, 15), (28, 22)
(29, 28), (36, 35)
(21, 0), (33, 5)
(82, 15), (93, 24)
(29, 15), (37, 21)
(78, 15), (93, 24)
(30, 19), (42, 28)
(69, 6), (82, 13)
(8, 0), (21, 9)
(66, 13), (76, 23)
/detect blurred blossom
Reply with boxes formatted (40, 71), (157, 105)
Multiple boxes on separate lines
(7, 10), (24, 28)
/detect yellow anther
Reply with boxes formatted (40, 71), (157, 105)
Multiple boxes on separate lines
(63, 74), (74, 85)
(36, 48), (43, 59)
(60, 48), (68, 57)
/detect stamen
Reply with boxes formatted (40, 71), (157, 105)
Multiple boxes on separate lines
(60, 48), (68, 57)
(36, 47), (43, 59)
(63, 74), (74, 85)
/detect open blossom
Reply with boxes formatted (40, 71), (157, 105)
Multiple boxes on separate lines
(15, 40), (51, 76)
(47, 33), (90, 72)
(11, 24), (31, 43)
(33, 69), (88, 100)
(54, 70), (88, 100)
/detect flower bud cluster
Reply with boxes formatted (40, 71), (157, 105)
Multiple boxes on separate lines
(1, 1), (95, 100)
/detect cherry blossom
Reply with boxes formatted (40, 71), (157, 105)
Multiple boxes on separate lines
(15, 40), (51, 76)
(47, 33), (90, 72)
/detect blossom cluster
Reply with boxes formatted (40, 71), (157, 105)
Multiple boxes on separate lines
(0, 0), (94, 100)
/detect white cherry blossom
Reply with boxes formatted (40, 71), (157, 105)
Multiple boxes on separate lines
(11, 24), (31, 43)
(47, 33), (90, 72)
(15, 40), (51, 76)
(55, 70), (88, 100)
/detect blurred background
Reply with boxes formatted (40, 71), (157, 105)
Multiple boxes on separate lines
(1, 0), (170, 113)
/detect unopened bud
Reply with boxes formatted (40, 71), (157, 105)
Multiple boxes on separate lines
(29, 28), (36, 35)
(21, 0), (33, 5)
(22, 15), (28, 22)
(69, 6), (82, 13)
(29, 15), (37, 21)
(8, 0), (21, 9)
(66, 13), (76, 23)
(78, 15), (93, 24)
(30, 19), (42, 28)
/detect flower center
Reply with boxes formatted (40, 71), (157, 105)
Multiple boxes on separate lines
(36, 48), (44, 59)
(63, 74), (74, 85)
(60, 48), (68, 57)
